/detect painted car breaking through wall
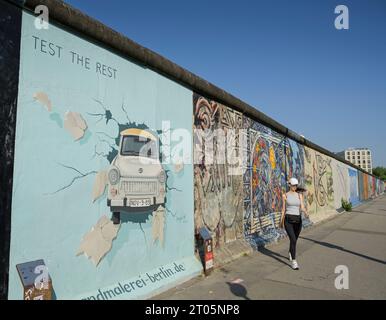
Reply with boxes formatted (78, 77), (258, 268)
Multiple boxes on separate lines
(0, 0), (384, 300)
(6, 8), (202, 300)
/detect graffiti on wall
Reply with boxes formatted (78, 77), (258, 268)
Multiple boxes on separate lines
(331, 160), (350, 210)
(193, 94), (244, 248)
(286, 139), (306, 188)
(304, 147), (335, 218)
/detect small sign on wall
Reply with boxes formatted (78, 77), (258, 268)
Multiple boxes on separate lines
(16, 259), (53, 300)
(197, 227), (214, 276)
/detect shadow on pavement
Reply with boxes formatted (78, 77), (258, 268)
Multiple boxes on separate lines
(226, 282), (251, 300)
(300, 236), (386, 265)
(257, 246), (291, 267)
(351, 210), (386, 217)
(338, 228), (386, 237)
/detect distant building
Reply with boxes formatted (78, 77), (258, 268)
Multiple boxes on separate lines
(336, 148), (373, 174)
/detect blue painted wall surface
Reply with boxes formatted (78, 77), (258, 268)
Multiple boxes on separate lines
(243, 117), (287, 247)
(242, 118), (312, 248)
(8, 12), (201, 300)
(348, 168), (360, 206)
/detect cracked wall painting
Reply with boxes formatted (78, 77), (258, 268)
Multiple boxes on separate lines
(193, 95), (244, 249)
(7, 11), (202, 300)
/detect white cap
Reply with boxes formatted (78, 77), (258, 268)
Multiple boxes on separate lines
(289, 178), (299, 186)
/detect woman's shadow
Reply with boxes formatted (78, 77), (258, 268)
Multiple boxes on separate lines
(257, 246), (291, 267)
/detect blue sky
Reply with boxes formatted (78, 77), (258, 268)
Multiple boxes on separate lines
(65, 0), (386, 167)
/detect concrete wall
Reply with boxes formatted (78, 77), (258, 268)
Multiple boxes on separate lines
(193, 94), (244, 249)
(7, 10), (202, 300)
(1, 0), (384, 300)
(195, 96), (384, 252)
(0, 0), (22, 299)
(195, 95), (384, 251)
(331, 160), (351, 210)
(348, 168), (360, 206)
(243, 116), (288, 247)
(303, 147), (336, 222)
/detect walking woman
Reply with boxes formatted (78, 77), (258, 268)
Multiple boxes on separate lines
(280, 178), (308, 270)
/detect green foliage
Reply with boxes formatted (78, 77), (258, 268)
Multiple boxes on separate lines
(341, 198), (352, 212)
(373, 167), (386, 180)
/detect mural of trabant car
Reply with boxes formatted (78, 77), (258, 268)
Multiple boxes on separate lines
(107, 128), (166, 224)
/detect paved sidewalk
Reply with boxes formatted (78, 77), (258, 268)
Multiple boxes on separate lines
(154, 195), (386, 300)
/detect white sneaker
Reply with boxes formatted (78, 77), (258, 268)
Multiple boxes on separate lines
(291, 260), (299, 270)
(288, 252), (293, 262)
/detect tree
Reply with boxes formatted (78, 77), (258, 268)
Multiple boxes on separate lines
(373, 167), (386, 180)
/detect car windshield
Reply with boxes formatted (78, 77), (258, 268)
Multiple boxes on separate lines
(121, 135), (158, 159)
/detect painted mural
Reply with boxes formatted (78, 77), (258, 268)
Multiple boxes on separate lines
(285, 139), (312, 229)
(348, 168), (360, 206)
(331, 160), (350, 210)
(8, 11), (202, 300)
(4, 2), (386, 301)
(303, 147), (335, 221)
(368, 175), (373, 199)
(243, 117), (288, 246)
(364, 173), (370, 200)
(358, 171), (366, 201)
(371, 176), (376, 198)
(193, 94), (244, 249)
(286, 139), (306, 188)
(358, 171), (377, 201)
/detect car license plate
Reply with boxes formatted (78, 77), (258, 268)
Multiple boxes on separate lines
(129, 199), (151, 207)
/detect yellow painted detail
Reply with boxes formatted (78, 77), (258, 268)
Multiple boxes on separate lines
(120, 128), (157, 140)
(269, 146), (276, 169)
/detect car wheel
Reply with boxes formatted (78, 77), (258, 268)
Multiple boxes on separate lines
(112, 212), (120, 225)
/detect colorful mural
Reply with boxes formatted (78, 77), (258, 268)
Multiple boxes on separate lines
(193, 94), (244, 249)
(286, 139), (306, 188)
(358, 171), (377, 201)
(371, 176), (376, 198)
(3, 1), (386, 301)
(348, 168), (360, 206)
(358, 171), (366, 201)
(243, 118), (288, 246)
(364, 173), (370, 200)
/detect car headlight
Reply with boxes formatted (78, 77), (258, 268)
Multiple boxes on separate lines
(158, 171), (166, 183)
(108, 167), (120, 185)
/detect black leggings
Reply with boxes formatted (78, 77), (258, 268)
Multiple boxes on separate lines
(284, 216), (302, 260)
